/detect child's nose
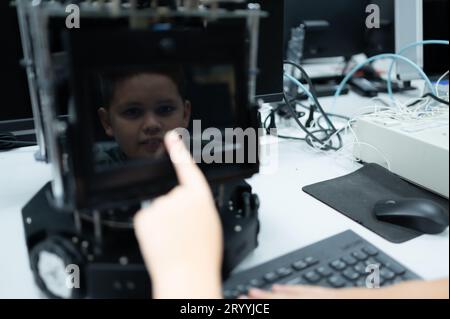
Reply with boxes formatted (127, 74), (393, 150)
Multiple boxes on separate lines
(142, 113), (163, 134)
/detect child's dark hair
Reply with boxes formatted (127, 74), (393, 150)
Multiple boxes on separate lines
(98, 64), (187, 108)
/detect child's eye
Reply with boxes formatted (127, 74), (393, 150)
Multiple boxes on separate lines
(122, 107), (143, 119)
(155, 105), (176, 117)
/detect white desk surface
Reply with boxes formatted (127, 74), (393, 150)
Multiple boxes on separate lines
(0, 90), (448, 299)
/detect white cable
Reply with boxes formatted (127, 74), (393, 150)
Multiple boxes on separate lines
(435, 70), (449, 99)
(345, 141), (392, 172)
(307, 91), (448, 171)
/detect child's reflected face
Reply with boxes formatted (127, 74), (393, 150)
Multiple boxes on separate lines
(99, 73), (191, 160)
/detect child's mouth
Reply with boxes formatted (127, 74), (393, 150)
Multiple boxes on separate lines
(140, 138), (163, 153)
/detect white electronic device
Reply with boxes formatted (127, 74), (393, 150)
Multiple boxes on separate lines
(354, 109), (449, 198)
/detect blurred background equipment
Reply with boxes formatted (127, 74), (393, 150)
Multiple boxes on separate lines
(0, 1), (35, 149)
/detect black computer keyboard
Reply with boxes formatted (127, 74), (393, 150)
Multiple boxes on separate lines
(223, 230), (421, 299)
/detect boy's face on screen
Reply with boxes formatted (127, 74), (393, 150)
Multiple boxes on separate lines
(98, 73), (191, 160)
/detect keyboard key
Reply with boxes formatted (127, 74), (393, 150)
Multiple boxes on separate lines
(263, 272), (279, 283)
(375, 255), (399, 269)
(375, 256), (406, 276)
(342, 268), (360, 281)
(402, 273), (417, 281)
(316, 266), (333, 277)
(362, 246), (379, 256)
(365, 257), (381, 268)
(355, 278), (367, 287)
(303, 271), (321, 283)
(352, 251), (369, 261)
(248, 279), (264, 288)
(292, 260), (308, 271)
(327, 275), (347, 288)
(374, 255), (389, 264)
(305, 256), (319, 266)
(284, 277), (305, 286)
(341, 255), (357, 266)
(387, 263), (406, 276)
(236, 284), (249, 294)
(330, 260), (347, 271)
(276, 267), (293, 278)
(380, 268), (396, 280)
(354, 262), (367, 275)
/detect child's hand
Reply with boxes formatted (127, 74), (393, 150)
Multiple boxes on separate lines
(134, 131), (223, 299)
(244, 279), (449, 299)
(244, 285), (344, 299)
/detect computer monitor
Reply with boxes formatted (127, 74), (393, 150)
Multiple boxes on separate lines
(254, 0), (285, 103)
(364, 0), (396, 56)
(284, 0), (367, 60)
(423, 0), (449, 77)
(395, 0), (424, 81)
(395, 0), (449, 81)
(0, 2), (34, 139)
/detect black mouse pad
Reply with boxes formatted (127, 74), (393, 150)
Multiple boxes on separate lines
(303, 163), (449, 243)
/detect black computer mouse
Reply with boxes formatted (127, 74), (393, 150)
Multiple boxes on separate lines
(373, 199), (449, 234)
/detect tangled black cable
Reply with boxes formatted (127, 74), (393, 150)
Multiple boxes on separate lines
(282, 93), (343, 150)
(407, 93), (449, 107)
(0, 132), (36, 151)
(263, 104), (306, 141)
(284, 60), (339, 132)
(263, 60), (343, 150)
